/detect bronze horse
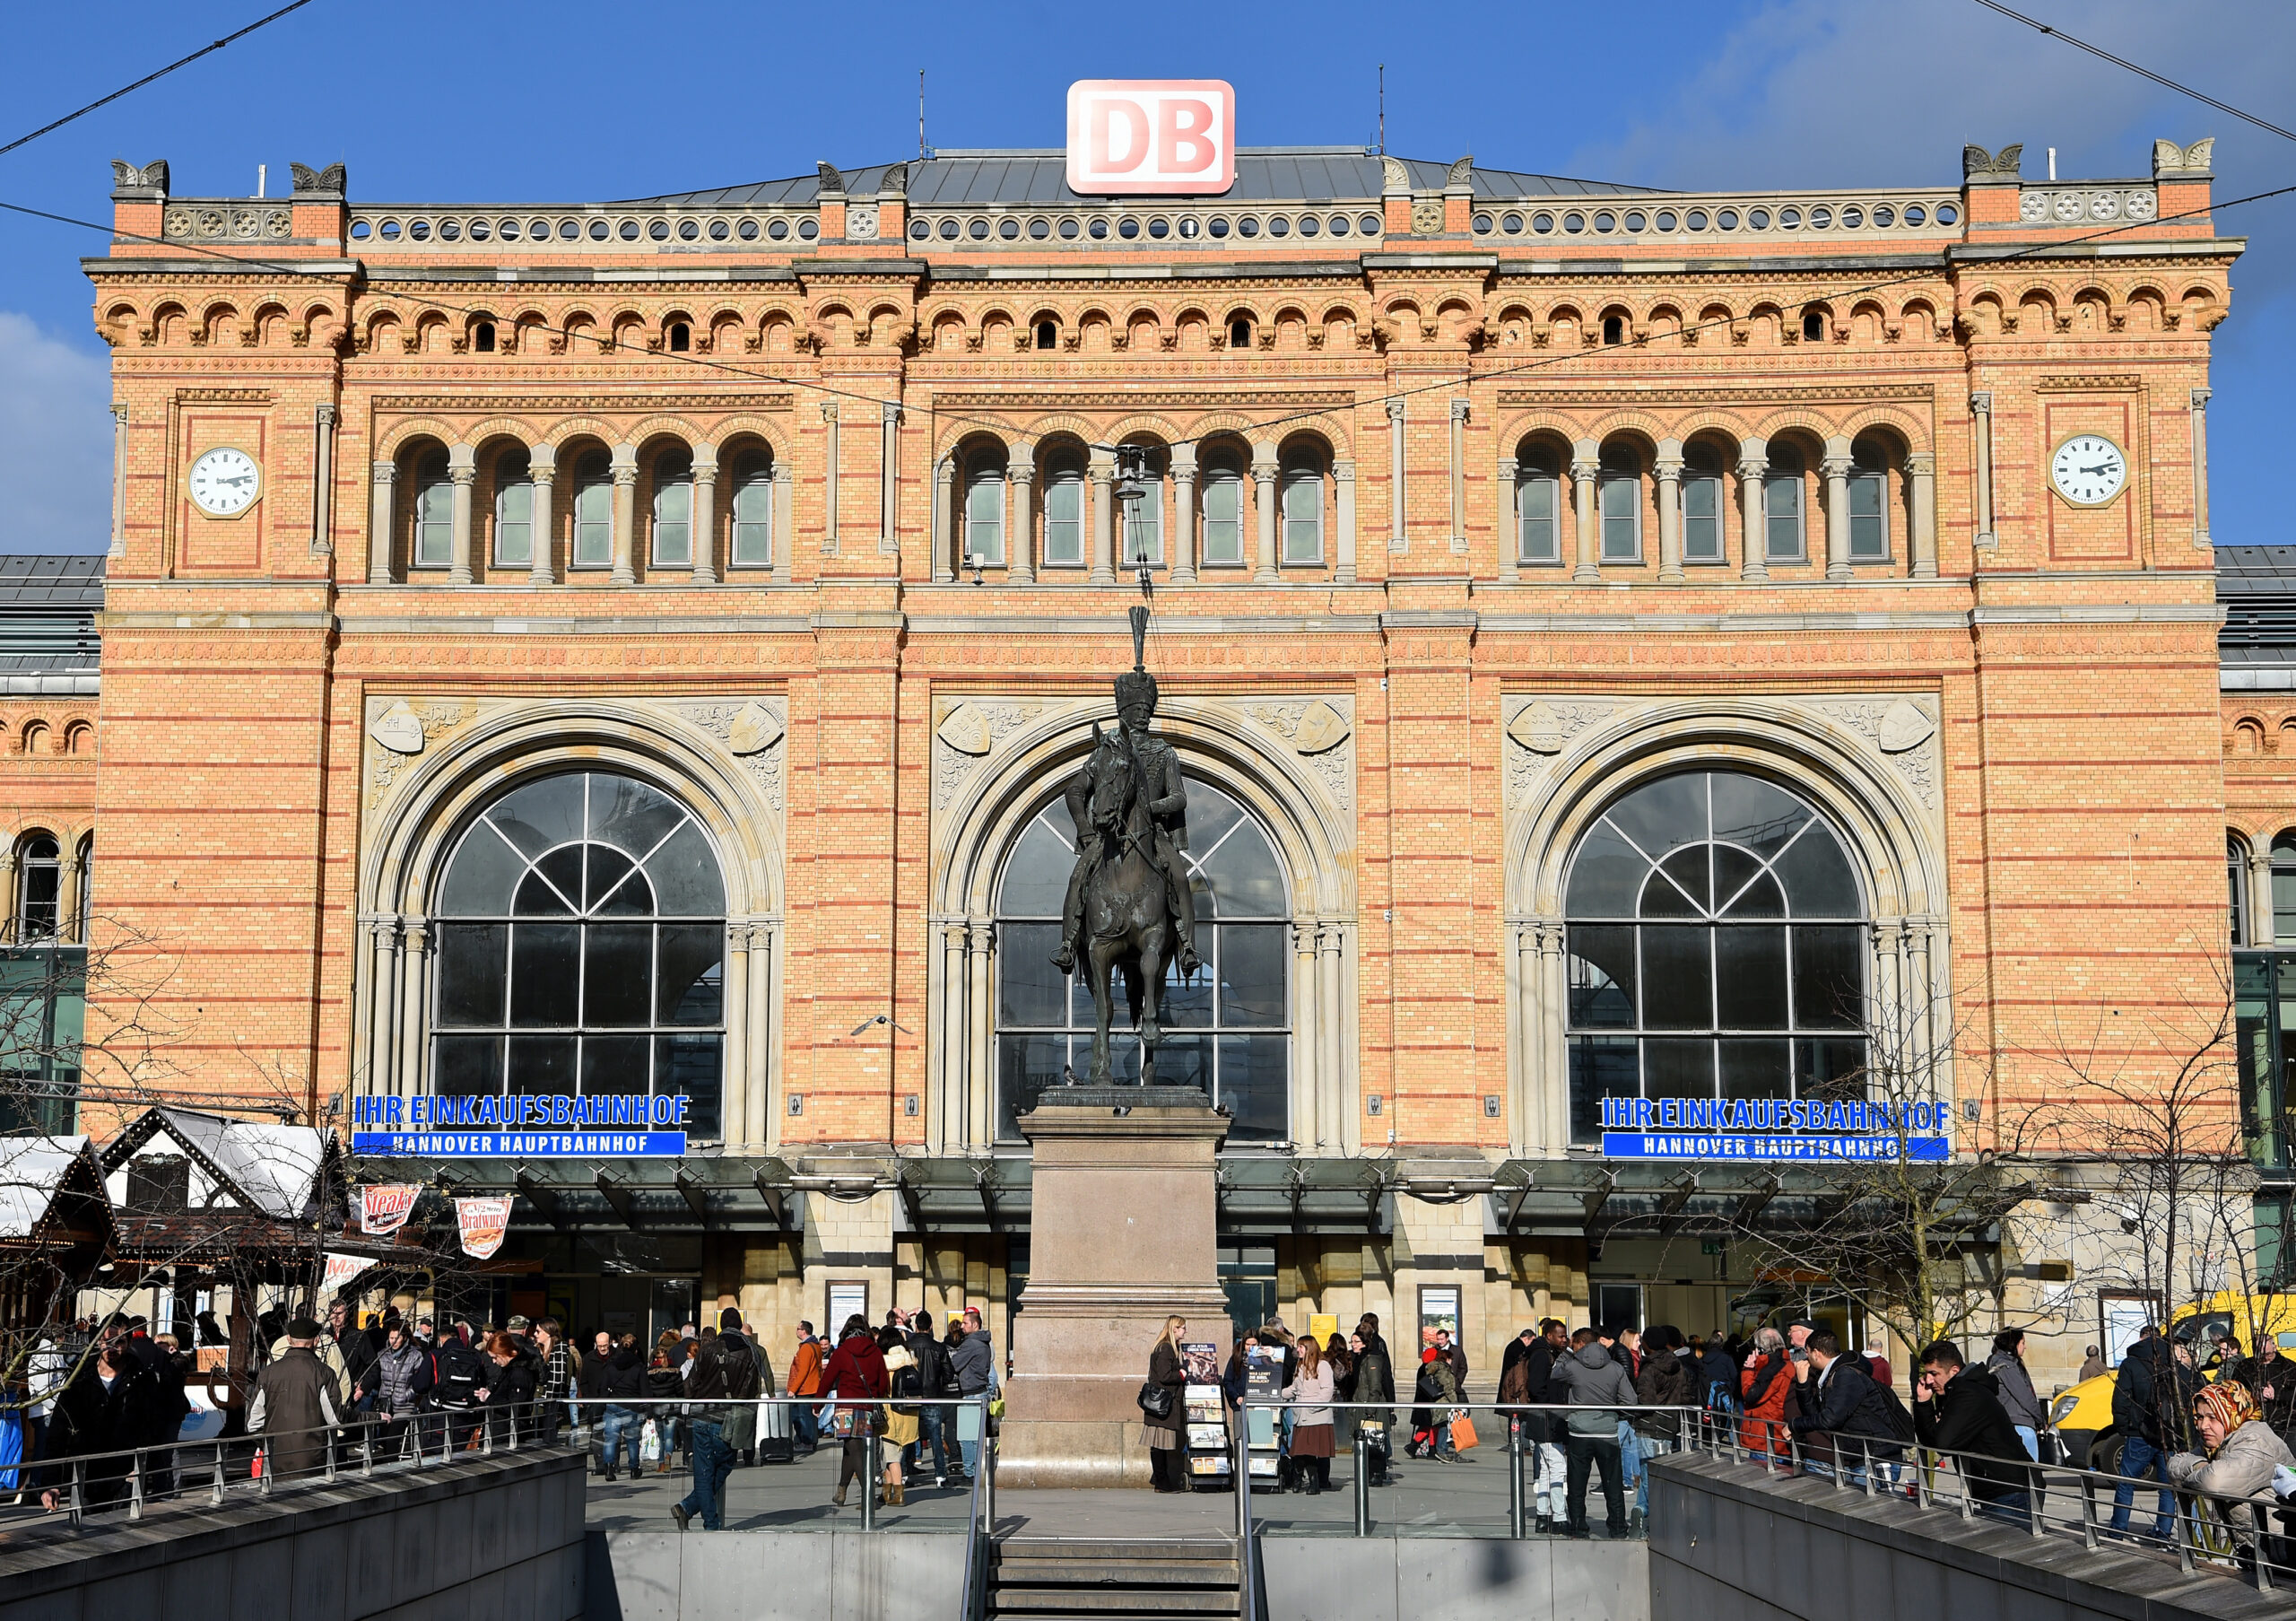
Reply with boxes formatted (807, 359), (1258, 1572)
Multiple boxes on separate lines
(1074, 723), (1185, 1085)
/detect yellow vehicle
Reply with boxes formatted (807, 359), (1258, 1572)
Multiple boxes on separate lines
(2048, 1295), (2296, 1470)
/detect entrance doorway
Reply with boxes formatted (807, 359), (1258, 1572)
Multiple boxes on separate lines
(1219, 1243), (1274, 1342)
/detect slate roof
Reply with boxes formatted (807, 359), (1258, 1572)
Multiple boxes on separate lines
(0, 554), (102, 693)
(628, 151), (1657, 209)
(2217, 547), (2296, 666)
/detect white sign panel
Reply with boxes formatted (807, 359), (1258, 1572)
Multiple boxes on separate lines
(1065, 80), (1236, 196)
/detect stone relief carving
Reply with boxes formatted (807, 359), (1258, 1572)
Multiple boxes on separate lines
(1501, 698), (1614, 808)
(1810, 696), (1940, 809)
(846, 204), (879, 240)
(679, 699), (788, 812)
(2019, 187), (2156, 224)
(2152, 138), (2213, 178)
(363, 698), (475, 805)
(932, 698), (1067, 809)
(370, 700), (424, 755)
(1961, 144), (2023, 179)
(1243, 698), (1354, 808)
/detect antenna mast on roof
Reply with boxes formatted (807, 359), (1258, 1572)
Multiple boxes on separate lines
(919, 70), (927, 161)
(1378, 65), (1385, 155)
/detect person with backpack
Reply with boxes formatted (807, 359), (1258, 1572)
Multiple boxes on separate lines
(432, 1323), (488, 1451)
(1984, 1329), (2047, 1461)
(1787, 1331), (1909, 1488)
(1350, 1315), (1396, 1488)
(820, 1315), (890, 1510)
(881, 1334), (921, 1505)
(2109, 1325), (2201, 1542)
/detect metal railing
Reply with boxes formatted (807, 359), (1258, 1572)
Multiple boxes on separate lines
(1685, 1411), (2296, 1593)
(0, 1404), (561, 1538)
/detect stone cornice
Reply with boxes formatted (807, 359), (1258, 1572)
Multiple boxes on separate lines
(928, 388), (1356, 412)
(370, 392), (793, 414)
(1495, 381), (1933, 407)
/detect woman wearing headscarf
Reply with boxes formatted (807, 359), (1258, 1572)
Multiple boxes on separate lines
(1143, 1315), (1189, 1493)
(2167, 1380), (2296, 1572)
(1738, 1328), (1794, 1457)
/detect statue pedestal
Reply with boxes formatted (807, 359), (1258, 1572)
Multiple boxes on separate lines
(997, 1087), (1231, 1488)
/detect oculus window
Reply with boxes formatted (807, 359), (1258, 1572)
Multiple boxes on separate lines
(1563, 770), (1867, 1147)
(431, 770), (726, 1137)
(996, 780), (1288, 1144)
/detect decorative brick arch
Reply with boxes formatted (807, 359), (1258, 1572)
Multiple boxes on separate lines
(374, 417), (463, 459)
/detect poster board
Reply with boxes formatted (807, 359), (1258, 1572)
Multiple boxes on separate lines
(1418, 1285), (1460, 1354)
(1243, 1343), (1284, 1476)
(1179, 1341), (1231, 1485)
(827, 1280), (868, 1338)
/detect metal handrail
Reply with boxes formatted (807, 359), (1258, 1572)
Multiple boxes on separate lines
(1688, 1412), (2294, 1592)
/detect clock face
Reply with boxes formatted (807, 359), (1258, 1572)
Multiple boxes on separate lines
(187, 447), (260, 517)
(2050, 435), (2127, 507)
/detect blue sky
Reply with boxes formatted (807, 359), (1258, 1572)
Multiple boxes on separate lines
(1, 0), (2288, 552)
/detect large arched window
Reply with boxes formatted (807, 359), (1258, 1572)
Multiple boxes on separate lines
(1763, 446), (1806, 562)
(1200, 458), (1244, 567)
(2272, 832), (2296, 943)
(1121, 448), (1165, 567)
(2231, 834), (2252, 946)
(964, 458), (1006, 567)
(1042, 454), (1085, 568)
(996, 780), (1288, 1144)
(431, 771), (727, 1137)
(1563, 770), (1866, 1146)
(729, 451), (773, 569)
(1848, 440), (1891, 562)
(650, 448), (694, 567)
(1516, 448), (1561, 565)
(1682, 442), (1726, 563)
(492, 448), (533, 567)
(1280, 452), (1325, 565)
(571, 451), (613, 569)
(1597, 444), (1641, 563)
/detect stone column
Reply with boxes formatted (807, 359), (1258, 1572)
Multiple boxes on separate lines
(2191, 388), (2213, 549)
(1088, 448), (1116, 584)
(722, 923), (750, 1142)
(748, 922), (776, 1148)
(396, 919), (430, 1095)
(966, 920), (996, 1146)
(1907, 451), (1937, 579)
(527, 447), (556, 587)
(1008, 455), (1035, 582)
(368, 461), (396, 584)
(1970, 392), (1996, 553)
(1655, 442), (1685, 584)
(937, 919), (969, 1151)
(934, 457), (957, 582)
(1334, 460), (1357, 583)
(310, 404), (336, 557)
(879, 402), (901, 557)
(820, 402), (840, 555)
(1539, 924), (1569, 1155)
(771, 464), (793, 582)
(609, 444), (638, 585)
(691, 448), (718, 584)
(1448, 399), (1469, 553)
(1822, 439), (1854, 580)
(1292, 922), (1320, 1149)
(109, 404), (129, 561)
(1251, 443), (1280, 582)
(1499, 449), (1521, 580)
(365, 915), (400, 1099)
(447, 447), (477, 585)
(1170, 444), (1197, 584)
(1387, 399), (1406, 553)
(1318, 925), (1345, 1152)
(1511, 921), (1540, 1154)
(1738, 441), (1769, 581)
(1570, 446), (1600, 581)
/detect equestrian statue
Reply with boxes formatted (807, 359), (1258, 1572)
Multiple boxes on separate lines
(1048, 606), (1203, 1086)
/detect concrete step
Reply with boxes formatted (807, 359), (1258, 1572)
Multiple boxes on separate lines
(991, 1592), (1241, 1617)
(987, 1533), (1243, 1621)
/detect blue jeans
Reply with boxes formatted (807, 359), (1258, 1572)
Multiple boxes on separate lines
(2013, 1425), (2039, 1461)
(599, 1405), (641, 1476)
(679, 1420), (735, 1530)
(1616, 1419), (1645, 1512)
(915, 1404), (951, 1477)
(956, 1396), (985, 1476)
(2109, 1435), (2173, 1538)
(794, 1400), (819, 1452)
(1978, 1489), (2033, 1531)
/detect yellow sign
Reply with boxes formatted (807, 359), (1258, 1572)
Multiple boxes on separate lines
(1308, 1312), (1337, 1345)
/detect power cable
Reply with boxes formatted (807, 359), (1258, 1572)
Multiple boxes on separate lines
(0, 1), (320, 162)
(0, 178), (2280, 470)
(1970, 0), (2296, 146)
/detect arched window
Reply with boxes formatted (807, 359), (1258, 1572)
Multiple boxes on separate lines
(996, 780), (1289, 1143)
(964, 458), (1006, 567)
(1042, 456), (1085, 568)
(1802, 309), (1827, 343)
(572, 451), (613, 569)
(1280, 454), (1325, 565)
(1034, 319), (1057, 351)
(1602, 314), (1625, 346)
(1121, 449), (1165, 567)
(1848, 441), (1890, 562)
(2271, 832), (2296, 943)
(1597, 444), (1641, 563)
(2231, 834), (2252, 946)
(431, 771), (727, 1137)
(1563, 771), (1866, 1146)
(1764, 445), (1806, 562)
(14, 835), (60, 942)
(493, 448), (533, 567)
(730, 452), (773, 569)
(1517, 449), (1561, 565)
(1200, 460), (1244, 566)
(1682, 443), (1726, 563)
(651, 449), (693, 567)
(411, 448), (452, 569)
(74, 836), (91, 944)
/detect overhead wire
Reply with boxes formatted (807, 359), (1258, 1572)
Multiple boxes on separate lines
(0, 1), (320, 162)
(1969, 0), (2296, 147)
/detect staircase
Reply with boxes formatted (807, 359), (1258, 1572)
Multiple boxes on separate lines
(987, 1535), (1244, 1620)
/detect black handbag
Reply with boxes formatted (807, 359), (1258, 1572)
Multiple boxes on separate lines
(1137, 1380), (1175, 1419)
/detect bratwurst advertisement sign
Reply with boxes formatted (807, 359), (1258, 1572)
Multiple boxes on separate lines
(351, 1093), (690, 1156)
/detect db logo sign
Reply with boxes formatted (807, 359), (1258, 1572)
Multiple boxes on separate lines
(1065, 80), (1236, 196)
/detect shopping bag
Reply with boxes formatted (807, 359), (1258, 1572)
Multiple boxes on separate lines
(639, 1419), (662, 1465)
(1449, 1411), (1479, 1451)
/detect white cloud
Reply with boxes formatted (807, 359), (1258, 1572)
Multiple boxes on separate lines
(0, 313), (112, 555)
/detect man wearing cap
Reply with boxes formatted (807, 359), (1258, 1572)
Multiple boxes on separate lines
(250, 1317), (342, 1483)
(1048, 666), (1201, 979)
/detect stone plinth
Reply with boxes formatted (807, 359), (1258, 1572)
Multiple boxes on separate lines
(997, 1086), (1231, 1488)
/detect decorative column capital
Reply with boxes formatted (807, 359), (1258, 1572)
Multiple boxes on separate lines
(315, 403), (337, 428)
(821, 401), (839, 423)
(448, 463), (478, 487)
(1653, 456), (1684, 482)
(1333, 459), (1354, 484)
(110, 401), (129, 426)
(1170, 441), (1198, 475)
(1249, 443), (1280, 476)
(2191, 387), (2213, 409)
(1735, 453), (1766, 479)
(1820, 453), (1855, 480)
(882, 401), (902, 423)
(1905, 451), (1935, 476)
(1968, 390), (1992, 415)
(1386, 399), (1405, 423)
(1570, 455), (1600, 482)
(611, 443), (639, 481)
(1087, 445), (1116, 476)
(371, 460), (397, 484)
(1448, 397), (1470, 422)
(935, 455), (956, 486)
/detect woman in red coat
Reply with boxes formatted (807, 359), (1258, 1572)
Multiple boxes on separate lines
(1738, 1328), (1794, 1456)
(820, 1315), (889, 1508)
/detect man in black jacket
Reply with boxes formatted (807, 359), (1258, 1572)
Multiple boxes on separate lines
(43, 1341), (167, 1511)
(2248, 1342), (2296, 1442)
(1519, 1319), (1570, 1529)
(1913, 1340), (2035, 1529)
(908, 1312), (955, 1486)
(1352, 1314), (1396, 1486)
(1788, 1332), (1904, 1486)
(2108, 1329), (2198, 1540)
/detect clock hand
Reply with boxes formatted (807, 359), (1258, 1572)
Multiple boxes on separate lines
(2078, 464), (2113, 475)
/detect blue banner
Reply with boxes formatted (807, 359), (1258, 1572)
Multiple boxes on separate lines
(1597, 1096), (1950, 1162)
(352, 1129), (685, 1158)
(1600, 1131), (1948, 1162)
